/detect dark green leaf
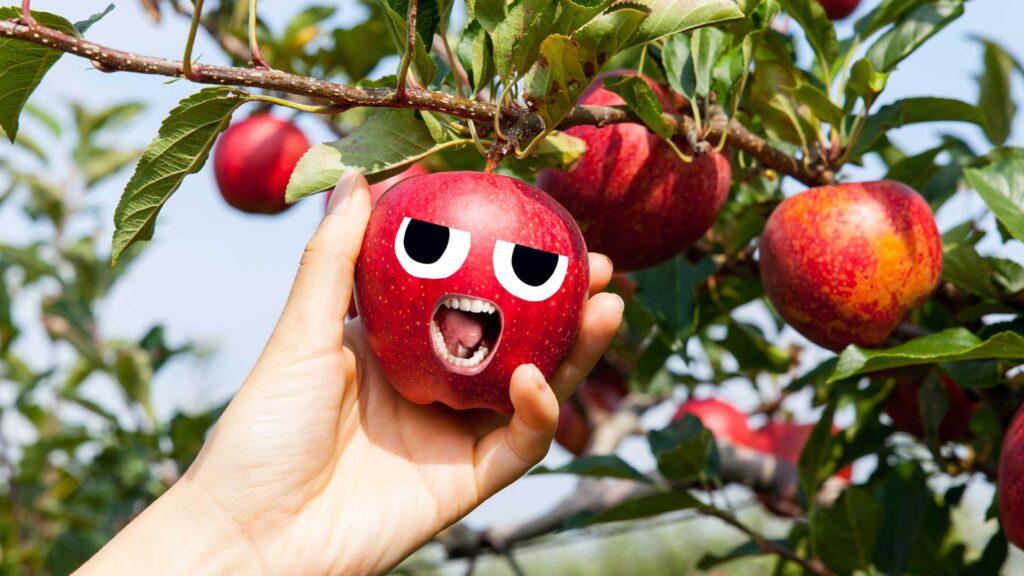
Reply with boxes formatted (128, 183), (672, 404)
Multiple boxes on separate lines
(286, 109), (469, 202)
(377, 0), (441, 84)
(603, 75), (672, 139)
(853, 0), (932, 39)
(531, 455), (652, 482)
(964, 160), (1024, 243)
(629, 0), (743, 48)
(490, 0), (559, 80)
(776, 0), (838, 75)
(593, 490), (702, 523)
(942, 243), (999, 299)
(649, 414), (718, 482)
(523, 34), (587, 131)
(697, 541), (770, 570)
(0, 8), (79, 141)
(722, 320), (790, 373)
(991, 257), (1024, 295)
(74, 4), (115, 33)
(866, 0), (964, 74)
(830, 328), (1024, 383)
(632, 256), (715, 340)
(811, 488), (885, 574)
(975, 38), (1018, 146)
(456, 20), (494, 93)
(112, 88), (249, 264)
(662, 33), (695, 101)
(856, 97), (984, 154)
(798, 399), (837, 498)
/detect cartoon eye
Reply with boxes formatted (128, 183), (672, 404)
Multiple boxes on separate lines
(395, 217), (471, 279)
(492, 240), (569, 302)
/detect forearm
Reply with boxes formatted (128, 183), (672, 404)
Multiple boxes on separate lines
(75, 475), (263, 576)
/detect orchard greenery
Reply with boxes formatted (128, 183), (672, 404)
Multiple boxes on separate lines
(2, 0), (1024, 573)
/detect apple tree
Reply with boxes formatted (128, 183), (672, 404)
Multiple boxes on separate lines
(2, 0), (1024, 573)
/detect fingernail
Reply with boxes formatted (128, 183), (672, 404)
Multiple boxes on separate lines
(599, 253), (613, 271)
(327, 170), (358, 214)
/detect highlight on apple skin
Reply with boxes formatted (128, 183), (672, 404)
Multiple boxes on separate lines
(213, 114), (310, 215)
(355, 171), (589, 413)
(759, 180), (943, 352)
(537, 71), (732, 272)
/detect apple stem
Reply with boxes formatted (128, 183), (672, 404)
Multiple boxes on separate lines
(395, 0), (418, 101)
(248, 0), (270, 70)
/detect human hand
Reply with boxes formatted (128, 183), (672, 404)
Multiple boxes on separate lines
(78, 170), (623, 576)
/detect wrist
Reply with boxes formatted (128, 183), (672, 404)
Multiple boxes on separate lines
(76, 476), (262, 576)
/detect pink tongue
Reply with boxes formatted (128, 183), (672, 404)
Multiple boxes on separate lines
(437, 308), (485, 358)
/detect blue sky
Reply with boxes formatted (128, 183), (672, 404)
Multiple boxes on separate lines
(5, 0), (1024, 531)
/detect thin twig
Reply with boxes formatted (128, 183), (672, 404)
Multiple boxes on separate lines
(181, 0), (204, 81)
(248, 0), (269, 69)
(19, 0), (35, 27)
(0, 17), (833, 186)
(698, 506), (835, 576)
(396, 0), (418, 100)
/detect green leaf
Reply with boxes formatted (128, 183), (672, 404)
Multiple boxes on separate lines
(629, 0), (743, 47)
(570, 5), (650, 77)
(871, 462), (934, 575)
(690, 26), (727, 99)
(112, 88), (249, 264)
(811, 488), (885, 574)
(662, 33), (696, 101)
(942, 243), (999, 299)
(603, 75), (672, 139)
(775, 0), (838, 74)
(798, 399), (838, 498)
(287, 109), (467, 202)
(456, 20), (495, 93)
(794, 83), (843, 127)
(522, 34), (588, 131)
(74, 4), (115, 33)
(991, 257), (1024, 295)
(853, 0), (931, 39)
(845, 58), (888, 103)
(856, 97), (984, 154)
(975, 38), (1018, 146)
(504, 131), (587, 174)
(866, 0), (964, 74)
(491, 0), (559, 80)
(964, 160), (1024, 244)
(829, 328), (1024, 383)
(722, 320), (790, 373)
(697, 541), (771, 571)
(531, 455), (652, 482)
(112, 344), (153, 407)
(632, 256), (716, 340)
(593, 490), (703, 523)
(377, 0), (441, 84)
(649, 414), (718, 482)
(0, 8), (79, 141)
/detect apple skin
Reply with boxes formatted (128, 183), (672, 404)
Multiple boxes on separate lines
(818, 0), (859, 20)
(759, 181), (943, 351)
(884, 374), (977, 443)
(673, 398), (762, 450)
(537, 72), (732, 272)
(355, 172), (589, 413)
(213, 114), (310, 215)
(555, 361), (629, 455)
(326, 163), (430, 211)
(1000, 406), (1024, 548)
(759, 422), (852, 481)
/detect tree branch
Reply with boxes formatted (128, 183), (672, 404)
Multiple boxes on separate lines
(0, 17), (833, 187)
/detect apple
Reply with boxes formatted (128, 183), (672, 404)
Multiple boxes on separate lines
(555, 360), (629, 455)
(884, 374), (977, 443)
(1000, 405), (1024, 548)
(213, 114), (310, 215)
(537, 71), (732, 271)
(759, 421), (852, 481)
(326, 162), (429, 211)
(673, 398), (761, 450)
(818, 0), (859, 20)
(355, 172), (590, 413)
(759, 181), (943, 351)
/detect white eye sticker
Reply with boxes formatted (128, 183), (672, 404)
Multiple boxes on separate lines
(492, 239), (569, 302)
(395, 217), (471, 279)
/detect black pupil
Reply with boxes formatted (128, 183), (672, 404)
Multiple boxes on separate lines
(511, 245), (559, 287)
(404, 219), (450, 264)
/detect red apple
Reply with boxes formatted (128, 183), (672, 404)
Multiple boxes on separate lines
(213, 114), (310, 215)
(673, 398), (761, 450)
(818, 0), (859, 20)
(759, 421), (852, 481)
(555, 361), (629, 455)
(1000, 405), (1024, 548)
(326, 163), (430, 211)
(884, 374), (977, 443)
(355, 172), (589, 413)
(537, 71), (732, 271)
(759, 181), (943, 351)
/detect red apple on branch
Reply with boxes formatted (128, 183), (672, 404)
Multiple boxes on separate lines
(673, 398), (762, 450)
(537, 71), (732, 271)
(884, 374), (978, 443)
(818, 0), (859, 20)
(213, 114), (310, 215)
(1001, 406), (1024, 548)
(759, 181), (943, 351)
(355, 172), (589, 413)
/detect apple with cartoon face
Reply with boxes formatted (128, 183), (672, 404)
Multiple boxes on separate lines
(355, 172), (590, 413)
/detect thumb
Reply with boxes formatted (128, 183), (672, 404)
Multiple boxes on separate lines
(273, 170), (373, 348)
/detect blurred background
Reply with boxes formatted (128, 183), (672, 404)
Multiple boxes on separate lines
(2, 0), (1024, 573)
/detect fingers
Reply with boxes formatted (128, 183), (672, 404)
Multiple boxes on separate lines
(273, 170), (373, 348)
(472, 364), (559, 499)
(550, 292), (624, 404)
(588, 253), (613, 295)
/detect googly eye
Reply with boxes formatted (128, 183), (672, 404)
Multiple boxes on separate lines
(492, 239), (569, 302)
(395, 217), (471, 279)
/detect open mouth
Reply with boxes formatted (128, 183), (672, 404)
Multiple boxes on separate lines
(430, 294), (503, 374)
